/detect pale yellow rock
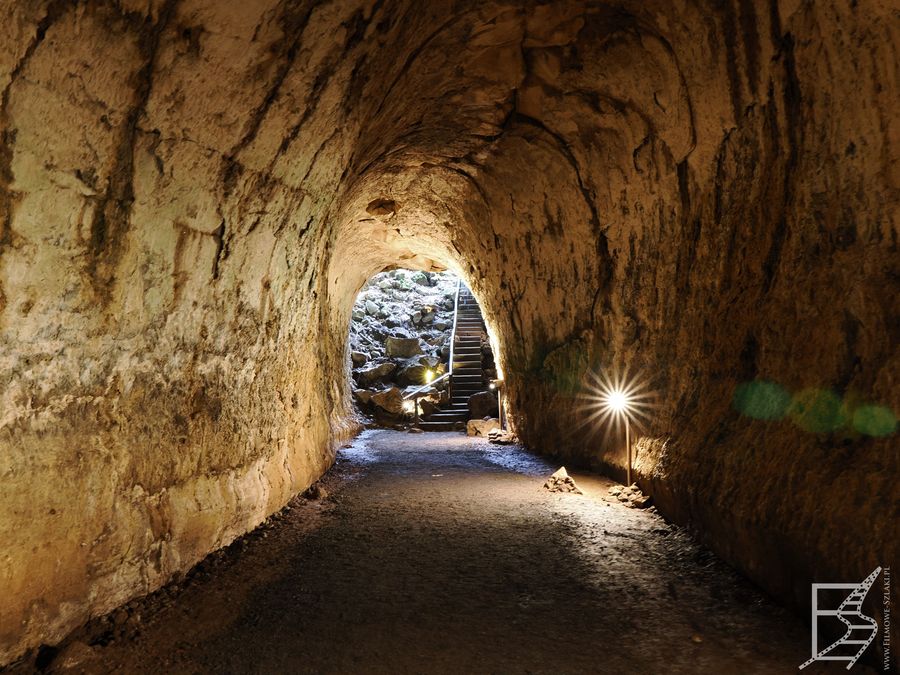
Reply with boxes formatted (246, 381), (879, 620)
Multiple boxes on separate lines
(466, 418), (500, 438)
(0, 0), (896, 665)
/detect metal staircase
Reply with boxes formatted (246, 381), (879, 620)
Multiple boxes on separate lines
(417, 285), (492, 431)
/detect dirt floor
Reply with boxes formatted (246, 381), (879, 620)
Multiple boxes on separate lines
(5, 431), (871, 674)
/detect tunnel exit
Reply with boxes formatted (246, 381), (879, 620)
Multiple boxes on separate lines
(347, 269), (504, 436)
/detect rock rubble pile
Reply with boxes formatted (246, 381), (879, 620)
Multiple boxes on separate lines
(348, 270), (459, 424)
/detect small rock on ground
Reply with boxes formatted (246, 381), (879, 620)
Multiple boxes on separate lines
(543, 467), (583, 494)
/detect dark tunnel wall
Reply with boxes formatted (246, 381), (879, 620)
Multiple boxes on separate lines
(0, 0), (896, 663)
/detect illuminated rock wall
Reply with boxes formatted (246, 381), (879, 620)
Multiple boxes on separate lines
(1, 0), (896, 663)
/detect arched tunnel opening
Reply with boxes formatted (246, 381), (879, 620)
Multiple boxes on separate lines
(347, 268), (504, 432)
(0, 1), (896, 672)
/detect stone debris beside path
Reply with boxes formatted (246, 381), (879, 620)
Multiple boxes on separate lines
(466, 417), (500, 437)
(608, 483), (652, 508)
(543, 467), (583, 494)
(487, 428), (516, 444)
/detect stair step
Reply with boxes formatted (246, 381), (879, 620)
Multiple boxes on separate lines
(418, 422), (462, 431)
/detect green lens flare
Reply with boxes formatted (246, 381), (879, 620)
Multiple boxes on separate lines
(733, 381), (791, 420)
(788, 389), (847, 433)
(852, 405), (898, 437)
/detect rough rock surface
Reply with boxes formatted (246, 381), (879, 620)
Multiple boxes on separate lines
(487, 429), (517, 445)
(369, 387), (404, 416)
(0, 0), (896, 664)
(543, 467), (583, 495)
(346, 269), (457, 423)
(466, 417), (500, 438)
(468, 390), (499, 419)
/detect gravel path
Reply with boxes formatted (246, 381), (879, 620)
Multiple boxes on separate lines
(12, 431), (858, 674)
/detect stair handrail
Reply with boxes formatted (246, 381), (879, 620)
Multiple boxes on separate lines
(403, 276), (462, 401)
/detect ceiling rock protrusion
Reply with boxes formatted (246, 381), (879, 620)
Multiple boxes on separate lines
(365, 198), (397, 217)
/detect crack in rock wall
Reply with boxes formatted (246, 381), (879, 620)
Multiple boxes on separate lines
(0, 0), (897, 664)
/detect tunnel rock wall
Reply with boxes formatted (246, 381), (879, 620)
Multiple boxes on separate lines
(0, 0), (373, 662)
(322, 0), (898, 639)
(440, 0), (899, 629)
(0, 0), (897, 664)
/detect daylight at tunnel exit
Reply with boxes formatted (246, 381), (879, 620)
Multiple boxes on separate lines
(0, 1), (897, 674)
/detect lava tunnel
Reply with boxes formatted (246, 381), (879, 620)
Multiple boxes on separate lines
(0, 0), (897, 671)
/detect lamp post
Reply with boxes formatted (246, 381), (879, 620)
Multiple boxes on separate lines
(604, 389), (633, 485)
(489, 379), (504, 430)
(579, 367), (654, 488)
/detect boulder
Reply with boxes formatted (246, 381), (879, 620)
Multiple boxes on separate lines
(370, 387), (404, 415)
(389, 326), (414, 339)
(467, 417), (500, 437)
(385, 336), (422, 357)
(354, 389), (375, 405)
(468, 390), (498, 419)
(396, 363), (429, 387)
(433, 319), (450, 331)
(543, 467), (583, 494)
(355, 362), (396, 386)
(419, 399), (440, 417)
(418, 355), (440, 368)
(365, 300), (379, 315)
(487, 429), (516, 445)
(350, 351), (368, 366)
